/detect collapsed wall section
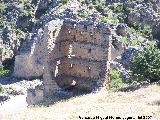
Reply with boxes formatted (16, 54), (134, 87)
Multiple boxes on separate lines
(13, 29), (45, 79)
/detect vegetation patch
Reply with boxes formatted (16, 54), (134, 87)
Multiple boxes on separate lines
(95, 2), (106, 12)
(0, 2), (5, 12)
(0, 65), (10, 77)
(0, 47), (3, 54)
(0, 84), (2, 93)
(100, 15), (119, 25)
(109, 69), (128, 91)
(59, 0), (68, 5)
(129, 44), (160, 82)
(77, 12), (89, 18)
(140, 24), (153, 40)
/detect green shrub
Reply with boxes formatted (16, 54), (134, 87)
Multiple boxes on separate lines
(127, 24), (153, 40)
(19, 0), (28, 4)
(95, 2), (105, 12)
(108, 3), (123, 13)
(129, 44), (160, 82)
(127, 26), (140, 35)
(140, 24), (153, 40)
(109, 69), (128, 91)
(0, 17), (4, 28)
(2, 58), (15, 71)
(108, 3), (130, 20)
(0, 3), (5, 12)
(0, 84), (2, 93)
(100, 15), (119, 25)
(0, 66), (9, 77)
(20, 11), (31, 17)
(59, 0), (68, 4)
(120, 36), (128, 44)
(120, 36), (141, 47)
(0, 47), (3, 54)
(77, 12), (89, 18)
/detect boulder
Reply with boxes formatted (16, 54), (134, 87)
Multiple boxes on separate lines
(26, 85), (44, 105)
(120, 47), (139, 69)
(116, 23), (127, 36)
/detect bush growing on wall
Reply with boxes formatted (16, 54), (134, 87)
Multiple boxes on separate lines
(129, 44), (160, 82)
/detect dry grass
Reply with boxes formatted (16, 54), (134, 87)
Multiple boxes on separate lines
(1, 84), (160, 120)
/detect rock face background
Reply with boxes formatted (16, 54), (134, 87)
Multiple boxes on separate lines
(0, 0), (159, 82)
(0, 0), (157, 58)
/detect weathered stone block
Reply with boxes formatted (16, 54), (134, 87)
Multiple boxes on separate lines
(26, 85), (44, 105)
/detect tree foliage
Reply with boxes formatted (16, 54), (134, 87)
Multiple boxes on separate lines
(130, 44), (160, 82)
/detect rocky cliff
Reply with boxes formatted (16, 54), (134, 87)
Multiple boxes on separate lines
(0, 0), (159, 78)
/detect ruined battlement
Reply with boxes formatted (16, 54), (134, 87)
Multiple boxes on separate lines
(42, 19), (112, 96)
(25, 19), (112, 105)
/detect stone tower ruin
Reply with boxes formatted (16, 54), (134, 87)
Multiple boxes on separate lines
(26, 19), (112, 104)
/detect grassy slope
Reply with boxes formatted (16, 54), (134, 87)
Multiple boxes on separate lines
(1, 84), (160, 120)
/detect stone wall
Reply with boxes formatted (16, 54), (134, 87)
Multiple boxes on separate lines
(13, 29), (45, 78)
(42, 19), (112, 96)
(24, 19), (112, 105)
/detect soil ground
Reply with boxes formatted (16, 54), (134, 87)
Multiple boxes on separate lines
(0, 82), (160, 120)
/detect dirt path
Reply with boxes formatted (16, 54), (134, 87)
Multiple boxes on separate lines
(0, 95), (27, 120)
(0, 95), (27, 112)
(0, 79), (42, 120)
